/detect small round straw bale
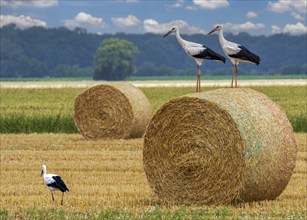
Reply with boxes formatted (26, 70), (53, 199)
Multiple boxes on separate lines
(74, 83), (152, 139)
(143, 88), (297, 205)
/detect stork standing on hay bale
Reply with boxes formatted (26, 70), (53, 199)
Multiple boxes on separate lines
(163, 26), (226, 92)
(41, 164), (69, 205)
(208, 25), (260, 88)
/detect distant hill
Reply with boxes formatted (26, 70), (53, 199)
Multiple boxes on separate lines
(1, 25), (306, 78)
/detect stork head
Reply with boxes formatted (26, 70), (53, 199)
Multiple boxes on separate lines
(41, 164), (46, 177)
(207, 25), (223, 35)
(163, 26), (178, 37)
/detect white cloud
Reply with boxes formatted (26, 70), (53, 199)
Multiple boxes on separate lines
(267, 0), (306, 14)
(186, 5), (197, 10)
(112, 15), (140, 28)
(0, 15), (47, 29)
(283, 22), (307, 35)
(267, 0), (307, 23)
(193, 0), (229, 10)
(218, 21), (265, 34)
(272, 22), (307, 35)
(75, 12), (104, 26)
(267, 1), (290, 13)
(166, 0), (184, 8)
(143, 19), (206, 35)
(0, 0), (58, 8)
(271, 25), (282, 34)
(291, 12), (304, 21)
(246, 11), (257, 18)
(64, 12), (106, 28)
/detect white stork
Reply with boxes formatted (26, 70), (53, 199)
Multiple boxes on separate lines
(41, 164), (69, 205)
(163, 26), (226, 92)
(208, 25), (260, 88)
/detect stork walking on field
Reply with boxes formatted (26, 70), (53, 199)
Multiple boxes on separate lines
(208, 25), (260, 88)
(41, 165), (69, 205)
(163, 26), (226, 92)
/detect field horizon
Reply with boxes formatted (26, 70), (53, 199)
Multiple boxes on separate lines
(1, 76), (306, 89)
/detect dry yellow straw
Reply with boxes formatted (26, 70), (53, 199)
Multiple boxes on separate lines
(143, 88), (297, 205)
(74, 83), (152, 139)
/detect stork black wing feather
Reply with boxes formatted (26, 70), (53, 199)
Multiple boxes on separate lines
(229, 45), (260, 65)
(193, 46), (226, 63)
(48, 176), (69, 192)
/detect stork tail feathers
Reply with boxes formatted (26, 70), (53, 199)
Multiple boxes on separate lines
(229, 46), (260, 65)
(250, 53), (261, 65)
(193, 47), (226, 63)
(210, 49), (227, 63)
(48, 176), (69, 192)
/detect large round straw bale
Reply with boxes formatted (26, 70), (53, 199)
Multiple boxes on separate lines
(143, 88), (297, 205)
(74, 83), (152, 139)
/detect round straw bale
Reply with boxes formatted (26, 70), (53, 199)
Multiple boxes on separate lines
(143, 88), (297, 205)
(74, 83), (152, 139)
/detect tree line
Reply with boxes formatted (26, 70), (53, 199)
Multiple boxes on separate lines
(1, 24), (306, 79)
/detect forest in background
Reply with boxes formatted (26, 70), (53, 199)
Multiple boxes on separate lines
(1, 25), (306, 79)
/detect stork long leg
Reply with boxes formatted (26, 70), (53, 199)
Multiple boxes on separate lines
(196, 67), (198, 92)
(196, 66), (199, 92)
(231, 65), (235, 88)
(50, 190), (56, 205)
(196, 65), (201, 92)
(235, 64), (238, 88)
(61, 192), (64, 206)
(50, 191), (54, 202)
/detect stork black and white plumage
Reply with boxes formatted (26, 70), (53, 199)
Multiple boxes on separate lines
(208, 25), (260, 88)
(163, 26), (226, 92)
(41, 164), (69, 205)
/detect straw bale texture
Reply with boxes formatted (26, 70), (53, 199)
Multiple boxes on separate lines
(143, 88), (297, 205)
(74, 83), (152, 139)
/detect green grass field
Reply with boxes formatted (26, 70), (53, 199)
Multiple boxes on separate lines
(0, 86), (306, 133)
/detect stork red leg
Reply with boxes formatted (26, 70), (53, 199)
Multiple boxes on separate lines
(235, 64), (238, 88)
(196, 65), (199, 92)
(197, 65), (201, 92)
(61, 192), (64, 205)
(199, 72), (201, 92)
(195, 73), (198, 93)
(231, 65), (235, 88)
(50, 191), (54, 202)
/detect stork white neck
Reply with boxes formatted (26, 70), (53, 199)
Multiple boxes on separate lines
(174, 29), (185, 49)
(217, 28), (227, 46)
(41, 165), (47, 177)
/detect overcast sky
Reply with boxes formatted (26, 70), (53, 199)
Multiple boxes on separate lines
(0, 0), (306, 36)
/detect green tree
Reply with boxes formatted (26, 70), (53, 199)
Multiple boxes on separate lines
(93, 38), (139, 80)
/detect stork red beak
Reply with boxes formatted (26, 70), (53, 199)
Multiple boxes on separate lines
(163, 30), (172, 38)
(207, 27), (217, 35)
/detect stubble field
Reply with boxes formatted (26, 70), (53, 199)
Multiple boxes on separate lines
(0, 85), (306, 219)
(1, 133), (306, 219)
